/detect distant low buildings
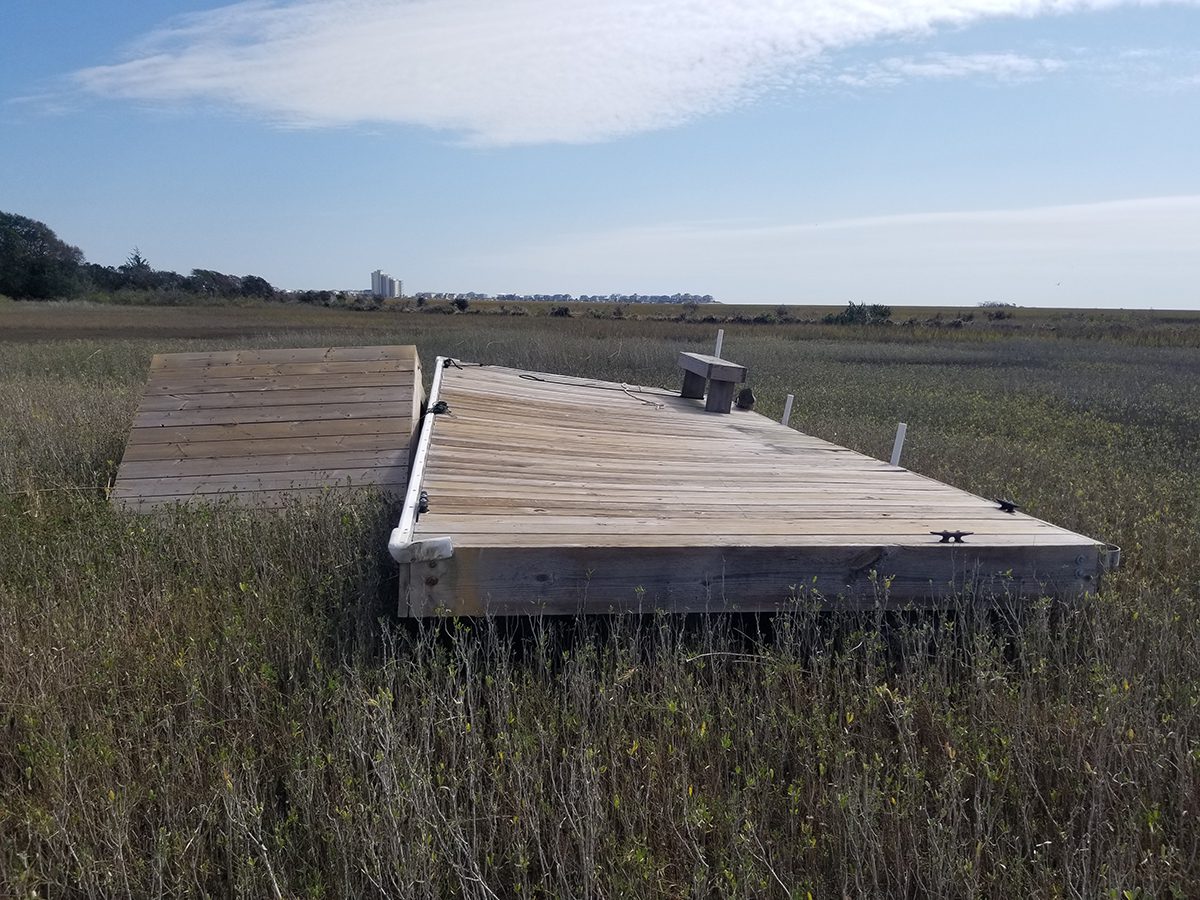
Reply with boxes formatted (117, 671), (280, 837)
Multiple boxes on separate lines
(409, 291), (716, 304)
(370, 269), (402, 299)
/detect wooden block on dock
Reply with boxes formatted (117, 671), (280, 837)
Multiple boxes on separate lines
(677, 352), (748, 413)
(677, 352), (748, 384)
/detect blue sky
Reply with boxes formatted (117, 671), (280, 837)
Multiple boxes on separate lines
(2, 0), (1199, 307)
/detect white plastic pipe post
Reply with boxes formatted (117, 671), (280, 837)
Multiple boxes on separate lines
(714, 328), (724, 359)
(890, 422), (908, 467)
(781, 394), (794, 427)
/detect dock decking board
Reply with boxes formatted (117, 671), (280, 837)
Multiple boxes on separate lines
(403, 363), (1107, 615)
(113, 346), (423, 510)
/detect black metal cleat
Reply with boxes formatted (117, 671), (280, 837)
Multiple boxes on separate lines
(932, 530), (974, 544)
(430, 400), (450, 415)
(417, 491), (430, 514)
(994, 498), (1020, 514)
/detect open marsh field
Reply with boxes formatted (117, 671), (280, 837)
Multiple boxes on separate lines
(2, 299), (1200, 897)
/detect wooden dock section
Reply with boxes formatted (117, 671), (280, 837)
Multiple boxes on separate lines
(113, 346), (423, 510)
(394, 360), (1111, 615)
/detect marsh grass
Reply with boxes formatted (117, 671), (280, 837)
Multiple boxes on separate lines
(1, 302), (1199, 897)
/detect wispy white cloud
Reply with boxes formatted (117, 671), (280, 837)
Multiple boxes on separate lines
(476, 196), (1200, 307)
(69, 0), (1193, 145)
(1092, 44), (1200, 89)
(835, 52), (1067, 88)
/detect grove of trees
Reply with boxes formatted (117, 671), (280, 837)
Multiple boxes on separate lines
(0, 211), (276, 301)
(0, 212), (85, 300)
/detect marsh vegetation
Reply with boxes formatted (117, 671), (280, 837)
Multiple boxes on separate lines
(2, 300), (1198, 896)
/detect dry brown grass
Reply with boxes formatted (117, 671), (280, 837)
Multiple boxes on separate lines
(1, 300), (1199, 897)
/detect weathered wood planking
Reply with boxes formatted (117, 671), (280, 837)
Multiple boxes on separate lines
(402, 363), (1109, 615)
(113, 346), (423, 510)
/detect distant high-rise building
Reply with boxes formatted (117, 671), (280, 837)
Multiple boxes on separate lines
(370, 269), (402, 298)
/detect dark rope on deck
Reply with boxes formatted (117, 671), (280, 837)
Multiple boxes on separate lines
(516, 373), (666, 408)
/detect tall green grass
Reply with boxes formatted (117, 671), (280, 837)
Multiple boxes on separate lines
(1, 303), (1198, 896)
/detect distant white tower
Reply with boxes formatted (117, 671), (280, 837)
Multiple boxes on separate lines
(371, 269), (402, 298)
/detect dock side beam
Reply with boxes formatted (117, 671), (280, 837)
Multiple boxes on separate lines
(389, 356), (454, 571)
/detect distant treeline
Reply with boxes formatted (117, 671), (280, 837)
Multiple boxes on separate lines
(84, 253), (276, 299)
(1, 211), (275, 301)
(1, 210), (722, 307)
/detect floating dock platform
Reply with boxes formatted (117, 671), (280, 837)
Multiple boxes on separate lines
(111, 345), (1112, 613)
(389, 358), (1112, 615)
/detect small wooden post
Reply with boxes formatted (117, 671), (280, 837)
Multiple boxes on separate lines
(714, 329), (724, 359)
(781, 394), (794, 427)
(890, 422), (908, 467)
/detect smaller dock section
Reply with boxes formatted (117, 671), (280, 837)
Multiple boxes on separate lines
(113, 346), (423, 510)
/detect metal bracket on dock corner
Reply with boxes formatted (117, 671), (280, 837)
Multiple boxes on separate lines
(388, 533), (455, 564)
